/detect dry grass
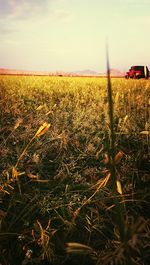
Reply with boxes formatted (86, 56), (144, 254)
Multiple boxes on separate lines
(0, 75), (150, 265)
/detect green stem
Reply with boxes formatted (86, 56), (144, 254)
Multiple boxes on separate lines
(106, 46), (133, 264)
(106, 45), (116, 192)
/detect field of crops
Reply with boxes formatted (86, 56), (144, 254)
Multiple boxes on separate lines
(0, 75), (150, 265)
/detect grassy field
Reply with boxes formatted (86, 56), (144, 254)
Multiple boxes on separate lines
(0, 75), (150, 265)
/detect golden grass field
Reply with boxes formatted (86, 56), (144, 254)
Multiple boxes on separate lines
(0, 75), (150, 265)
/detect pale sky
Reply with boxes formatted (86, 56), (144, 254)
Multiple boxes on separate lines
(0, 0), (150, 72)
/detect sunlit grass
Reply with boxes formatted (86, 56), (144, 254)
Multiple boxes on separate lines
(0, 75), (150, 265)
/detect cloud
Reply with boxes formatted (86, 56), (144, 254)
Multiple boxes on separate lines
(0, 0), (71, 36)
(0, 0), (50, 20)
(0, 0), (70, 20)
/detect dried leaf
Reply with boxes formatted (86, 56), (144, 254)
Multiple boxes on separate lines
(92, 173), (111, 190)
(66, 242), (94, 254)
(14, 118), (23, 130)
(114, 151), (123, 165)
(116, 180), (123, 195)
(27, 173), (39, 179)
(123, 115), (128, 124)
(12, 166), (18, 179)
(36, 105), (44, 111)
(35, 122), (50, 138)
(99, 173), (111, 188)
(103, 153), (109, 165)
(12, 166), (22, 193)
(140, 131), (149, 135)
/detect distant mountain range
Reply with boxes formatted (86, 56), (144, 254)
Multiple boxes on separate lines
(73, 69), (124, 76)
(0, 68), (52, 76)
(73, 69), (100, 76)
(0, 68), (125, 77)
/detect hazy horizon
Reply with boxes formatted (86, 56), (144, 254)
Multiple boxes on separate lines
(0, 0), (150, 72)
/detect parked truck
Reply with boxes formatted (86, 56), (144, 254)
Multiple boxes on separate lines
(125, 66), (149, 79)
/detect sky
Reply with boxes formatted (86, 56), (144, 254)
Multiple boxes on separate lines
(0, 0), (150, 72)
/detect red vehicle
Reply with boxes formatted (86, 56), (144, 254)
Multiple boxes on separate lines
(125, 66), (149, 79)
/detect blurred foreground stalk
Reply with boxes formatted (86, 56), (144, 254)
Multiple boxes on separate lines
(106, 46), (132, 265)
